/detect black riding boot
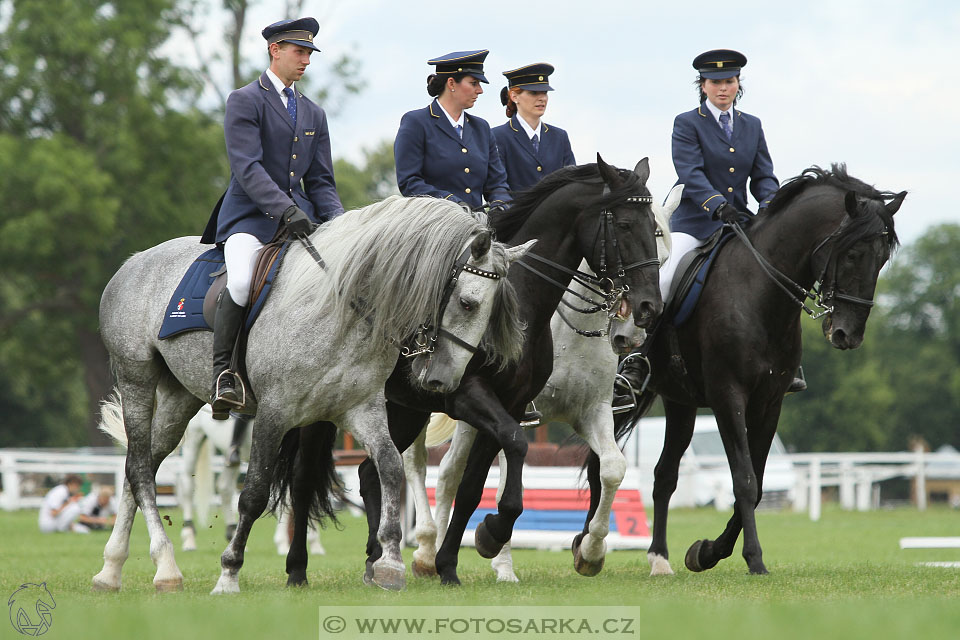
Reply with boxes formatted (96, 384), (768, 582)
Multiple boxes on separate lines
(612, 351), (651, 413)
(786, 366), (807, 394)
(211, 290), (246, 420)
(226, 416), (249, 466)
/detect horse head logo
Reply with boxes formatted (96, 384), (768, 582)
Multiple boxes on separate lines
(7, 582), (56, 636)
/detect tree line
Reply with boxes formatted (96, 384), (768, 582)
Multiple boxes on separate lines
(0, 1), (955, 452)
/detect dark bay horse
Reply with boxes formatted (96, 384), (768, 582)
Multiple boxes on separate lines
(285, 157), (664, 587)
(605, 164), (905, 575)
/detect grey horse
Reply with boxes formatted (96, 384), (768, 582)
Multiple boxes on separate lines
(93, 196), (532, 593)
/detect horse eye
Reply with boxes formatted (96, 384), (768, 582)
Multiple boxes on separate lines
(459, 297), (475, 312)
(615, 220), (632, 231)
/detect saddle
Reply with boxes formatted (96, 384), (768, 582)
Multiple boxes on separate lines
(158, 239), (291, 340)
(664, 228), (734, 327)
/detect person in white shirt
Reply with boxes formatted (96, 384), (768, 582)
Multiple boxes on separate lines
(78, 486), (117, 530)
(38, 475), (85, 533)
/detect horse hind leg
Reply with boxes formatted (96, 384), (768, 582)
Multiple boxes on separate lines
(490, 450), (519, 583)
(92, 477), (137, 591)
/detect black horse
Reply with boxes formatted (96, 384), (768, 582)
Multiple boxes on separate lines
(282, 156), (664, 587)
(599, 164), (905, 576)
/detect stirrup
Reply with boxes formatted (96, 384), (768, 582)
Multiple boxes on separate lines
(611, 373), (638, 415)
(520, 402), (541, 428)
(212, 370), (246, 413)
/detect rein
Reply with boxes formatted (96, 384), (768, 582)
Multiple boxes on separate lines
(292, 232), (501, 359)
(728, 217), (880, 319)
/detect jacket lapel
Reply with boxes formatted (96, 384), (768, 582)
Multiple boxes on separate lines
(260, 72), (295, 133)
(698, 103), (730, 146)
(510, 115), (539, 161)
(429, 99), (465, 145)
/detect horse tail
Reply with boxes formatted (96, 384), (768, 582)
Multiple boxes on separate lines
(98, 390), (127, 447)
(424, 413), (457, 447)
(269, 425), (342, 528)
(193, 436), (213, 528)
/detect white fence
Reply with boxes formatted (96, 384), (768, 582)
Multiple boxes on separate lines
(0, 448), (237, 510)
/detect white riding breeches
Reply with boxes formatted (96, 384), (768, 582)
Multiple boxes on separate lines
(659, 232), (710, 302)
(223, 233), (265, 307)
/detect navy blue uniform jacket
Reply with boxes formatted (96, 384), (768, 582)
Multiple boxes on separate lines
(394, 100), (511, 209)
(201, 72), (344, 244)
(492, 115), (576, 193)
(670, 103), (779, 239)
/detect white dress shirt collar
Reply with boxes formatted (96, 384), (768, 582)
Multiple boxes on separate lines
(704, 98), (733, 131)
(436, 101), (465, 131)
(516, 114), (542, 140)
(266, 68), (295, 106)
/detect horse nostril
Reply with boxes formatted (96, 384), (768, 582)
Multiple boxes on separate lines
(425, 379), (444, 391)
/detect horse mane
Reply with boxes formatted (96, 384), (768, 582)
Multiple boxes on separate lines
(765, 163), (900, 250)
(489, 163), (645, 242)
(273, 196), (524, 362)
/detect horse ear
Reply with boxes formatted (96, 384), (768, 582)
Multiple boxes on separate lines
(885, 191), (907, 216)
(844, 191), (860, 216)
(596, 153), (619, 186)
(633, 158), (650, 185)
(662, 184), (684, 218)
(504, 239), (537, 264)
(470, 230), (492, 260)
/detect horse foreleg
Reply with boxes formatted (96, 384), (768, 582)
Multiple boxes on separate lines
(434, 431), (502, 586)
(490, 449), (519, 582)
(648, 400), (696, 576)
(92, 478), (137, 591)
(176, 432), (201, 552)
(573, 405), (625, 577)
(213, 415), (284, 595)
(346, 400), (406, 591)
(433, 421), (476, 553)
(402, 428), (438, 577)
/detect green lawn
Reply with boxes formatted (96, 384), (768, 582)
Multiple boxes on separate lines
(2, 505), (958, 639)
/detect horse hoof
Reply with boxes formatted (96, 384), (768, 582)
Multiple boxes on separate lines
(440, 574), (462, 587)
(572, 538), (605, 577)
(474, 521), (505, 559)
(411, 559), (437, 578)
(685, 540), (707, 572)
(372, 562), (406, 591)
(495, 572), (520, 583)
(286, 571), (308, 587)
(91, 577), (120, 592)
(154, 578), (184, 593)
(647, 552), (674, 576)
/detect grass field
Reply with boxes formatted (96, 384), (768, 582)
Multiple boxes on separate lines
(2, 504), (958, 639)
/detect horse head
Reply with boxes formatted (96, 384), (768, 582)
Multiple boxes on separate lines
(819, 189), (905, 349)
(409, 233), (535, 392)
(609, 183), (682, 354)
(583, 155), (663, 330)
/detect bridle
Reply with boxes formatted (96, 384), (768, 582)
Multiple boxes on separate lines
(514, 185), (661, 324)
(729, 213), (890, 320)
(293, 231), (501, 359)
(400, 243), (502, 358)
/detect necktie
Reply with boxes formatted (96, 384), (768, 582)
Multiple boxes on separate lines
(719, 111), (732, 140)
(532, 133), (539, 153)
(283, 87), (297, 125)
(456, 124), (463, 138)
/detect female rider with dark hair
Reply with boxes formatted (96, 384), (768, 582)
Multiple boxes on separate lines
(394, 50), (510, 211)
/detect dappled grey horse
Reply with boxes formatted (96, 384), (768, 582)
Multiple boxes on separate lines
(403, 184), (681, 581)
(93, 196), (532, 593)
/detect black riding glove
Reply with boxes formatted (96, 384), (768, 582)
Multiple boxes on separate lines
(281, 205), (312, 236)
(487, 201), (510, 214)
(715, 202), (745, 224)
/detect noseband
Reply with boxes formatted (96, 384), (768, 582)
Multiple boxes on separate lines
(400, 244), (502, 358)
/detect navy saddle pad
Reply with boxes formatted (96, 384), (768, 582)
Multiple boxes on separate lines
(158, 244), (289, 339)
(667, 230), (734, 327)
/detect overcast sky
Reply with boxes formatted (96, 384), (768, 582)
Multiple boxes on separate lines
(172, 0), (958, 245)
